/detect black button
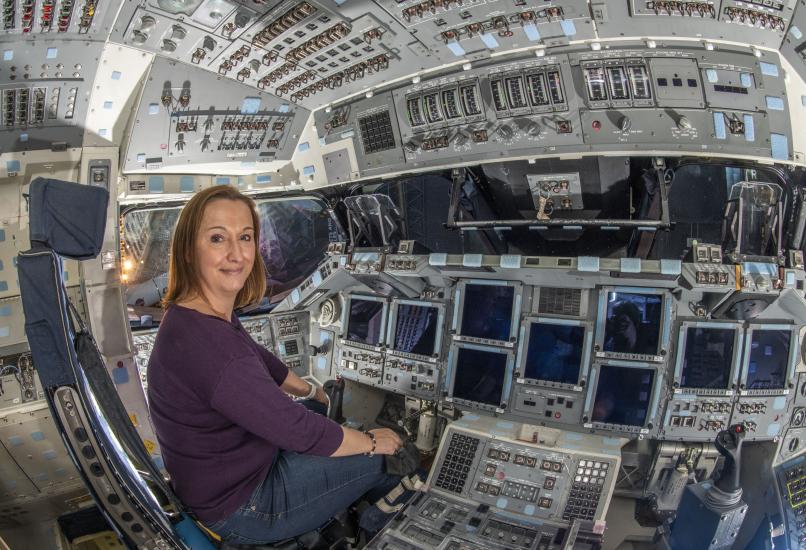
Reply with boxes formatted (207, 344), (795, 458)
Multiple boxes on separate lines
(81, 445), (95, 459)
(477, 503), (490, 513)
(74, 427), (88, 442)
(89, 462), (104, 477)
(121, 512), (133, 522)
(469, 517), (482, 528)
(107, 494), (121, 505)
(131, 523), (143, 533)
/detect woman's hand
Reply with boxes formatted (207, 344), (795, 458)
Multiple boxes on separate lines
(368, 428), (403, 456)
(313, 386), (330, 407)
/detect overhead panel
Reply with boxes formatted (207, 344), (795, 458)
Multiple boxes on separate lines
(315, 43), (793, 180)
(121, 57), (309, 172)
(109, 0), (430, 111)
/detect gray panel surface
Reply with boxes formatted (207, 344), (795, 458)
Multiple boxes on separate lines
(121, 56), (309, 171)
(0, 41), (103, 152)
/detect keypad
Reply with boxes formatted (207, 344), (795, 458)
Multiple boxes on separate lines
(435, 433), (480, 494)
(563, 459), (608, 521)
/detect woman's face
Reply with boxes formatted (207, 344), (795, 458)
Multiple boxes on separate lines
(194, 199), (256, 305)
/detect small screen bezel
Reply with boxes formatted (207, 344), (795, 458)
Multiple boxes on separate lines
(515, 316), (592, 391)
(583, 360), (662, 434)
(739, 324), (798, 395)
(340, 293), (388, 349)
(452, 279), (523, 347)
(673, 321), (743, 396)
(594, 286), (672, 363)
(445, 342), (515, 414)
(386, 299), (446, 361)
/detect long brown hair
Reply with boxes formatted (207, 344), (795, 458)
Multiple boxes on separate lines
(162, 185), (267, 310)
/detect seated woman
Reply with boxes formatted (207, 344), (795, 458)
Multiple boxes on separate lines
(147, 185), (402, 545)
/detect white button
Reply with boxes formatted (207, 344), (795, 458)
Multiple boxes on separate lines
(583, 477), (589, 483)
(585, 469), (592, 475)
(575, 475), (582, 482)
(594, 462), (601, 469)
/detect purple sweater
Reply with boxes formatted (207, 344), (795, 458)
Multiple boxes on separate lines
(147, 304), (344, 522)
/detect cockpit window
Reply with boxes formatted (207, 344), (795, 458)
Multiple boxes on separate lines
(121, 196), (344, 319)
(355, 159), (788, 261)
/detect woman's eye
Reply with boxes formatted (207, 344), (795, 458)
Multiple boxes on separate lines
(211, 234), (224, 243)
(241, 234), (252, 242)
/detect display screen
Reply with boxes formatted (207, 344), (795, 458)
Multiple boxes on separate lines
(680, 326), (736, 389)
(746, 329), (791, 390)
(592, 364), (655, 427)
(603, 291), (663, 355)
(346, 299), (385, 346)
(460, 284), (515, 341)
(523, 322), (585, 385)
(452, 347), (508, 407)
(392, 303), (440, 356)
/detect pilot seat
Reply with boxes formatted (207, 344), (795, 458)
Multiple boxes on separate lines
(16, 177), (356, 549)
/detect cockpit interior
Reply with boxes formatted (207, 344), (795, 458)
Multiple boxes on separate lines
(3, 0), (806, 549)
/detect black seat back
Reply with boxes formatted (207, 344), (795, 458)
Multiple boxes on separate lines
(18, 178), (215, 549)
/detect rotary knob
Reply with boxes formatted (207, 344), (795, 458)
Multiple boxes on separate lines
(677, 116), (692, 130)
(497, 124), (513, 140)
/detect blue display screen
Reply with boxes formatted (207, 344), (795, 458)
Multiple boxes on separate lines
(452, 347), (507, 407)
(603, 291), (663, 355)
(746, 329), (790, 390)
(392, 304), (439, 356)
(681, 326), (736, 389)
(460, 284), (515, 341)
(523, 322), (585, 384)
(346, 299), (384, 346)
(592, 365), (654, 427)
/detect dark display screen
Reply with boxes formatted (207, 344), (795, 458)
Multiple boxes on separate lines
(392, 304), (440, 356)
(523, 322), (585, 385)
(592, 365), (655, 427)
(603, 291), (663, 355)
(346, 299), (385, 346)
(746, 329), (791, 390)
(681, 326), (736, 389)
(460, 284), (515, 341)
(452, 347), (508, 407)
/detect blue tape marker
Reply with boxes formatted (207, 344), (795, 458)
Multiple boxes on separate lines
(240, 97), (261, 114)
(740, 73), (752, 87)
(560, 20), (576, 36)
(447, 41), (466, 56)
(180, 176), (194, 192)
(523, 23), (540, 41)
(771, 133), (789, 160)
(743, 114), (754, 142)
(713, 112), (726, 139)
(481, 33), (499, 49)
(766, 96), (784, 111)
(112, 368), (129, 385)
(148, 176), (164, 193)
(760, 62), (779, 77)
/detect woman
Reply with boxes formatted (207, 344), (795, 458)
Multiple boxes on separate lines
(147, 185), (402, 545)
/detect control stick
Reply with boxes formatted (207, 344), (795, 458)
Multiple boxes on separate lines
(714, 424), (746, 494)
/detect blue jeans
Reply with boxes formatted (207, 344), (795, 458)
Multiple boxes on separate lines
(204, 400), (398, 545)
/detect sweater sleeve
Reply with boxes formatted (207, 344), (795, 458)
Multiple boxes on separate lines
(253, 342), (290, 386)
(210, 354), (343, 455)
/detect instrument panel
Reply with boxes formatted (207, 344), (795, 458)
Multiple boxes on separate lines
(274, 247), (806, 443)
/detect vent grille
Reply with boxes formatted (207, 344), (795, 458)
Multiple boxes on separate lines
(538, 288), (582, 317)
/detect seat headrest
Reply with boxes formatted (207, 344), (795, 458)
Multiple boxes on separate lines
(28, 178), (109, 260)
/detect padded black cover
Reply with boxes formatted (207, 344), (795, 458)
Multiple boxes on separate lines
(28, 178), (108, 260)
